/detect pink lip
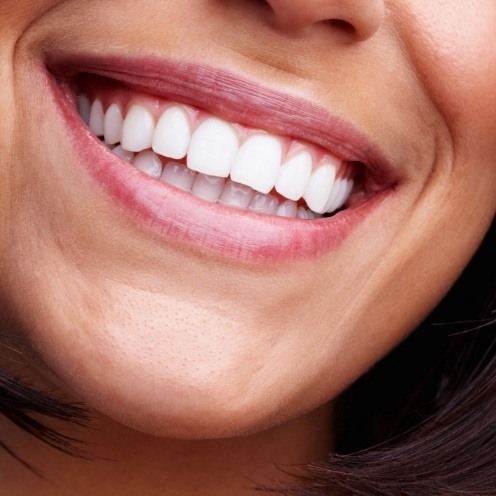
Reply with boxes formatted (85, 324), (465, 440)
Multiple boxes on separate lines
(46, 56), (393, 263)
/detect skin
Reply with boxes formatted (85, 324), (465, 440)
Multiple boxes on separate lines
(0, 0), (495, 494)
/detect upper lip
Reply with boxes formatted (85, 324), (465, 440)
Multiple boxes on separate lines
(48, 54), (396, 188)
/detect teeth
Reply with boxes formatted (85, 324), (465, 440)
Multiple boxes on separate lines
(191, 173), (225, 203)
(276, 200), (298, 218)
(152, 105), (192, 160)
(230, 134), (282, 194)
(218, 180), (254, 209)
(297, 206), (310, 220)
(248, 192), (279, 215)
(133, 150), (163, 179)
(104, 103), (124, 145)
(324, 178), (342, 213)
(187, 118), (239, 178)
(113, 145), (135, 163)
(78, 94), (91, 126)
(335, 179), (353, 211)
(121, 105), (155, 152)
(81, 95), (359, 219)
(161, 162), (197, 192)
(342, 179), (354, 207)
(303, 162), (338, 214)
(89, 99), (105, 137)
(325, 177), (353, 213)
(275, 151), (312, 201)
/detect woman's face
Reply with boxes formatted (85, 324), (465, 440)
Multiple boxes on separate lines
(1, 0), (495, 438)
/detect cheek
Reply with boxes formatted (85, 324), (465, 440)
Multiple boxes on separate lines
(401, 1), (496, 131)
(2, 1), (64, 29)
(0, 0), (66, 254)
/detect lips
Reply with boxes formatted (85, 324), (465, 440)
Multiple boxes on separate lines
(79, 77), (356, 218)
(46, 55), (396, 262)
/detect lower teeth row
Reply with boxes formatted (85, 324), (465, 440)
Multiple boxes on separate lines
(78, 91), (356, 219)
(108, 143), (323, 219)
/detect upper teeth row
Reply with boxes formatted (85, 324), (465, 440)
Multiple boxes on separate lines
(79, 95), (354, 214)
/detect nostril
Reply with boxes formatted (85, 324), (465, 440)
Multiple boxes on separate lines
(327, 19), (356, 36)
(264, 0), (384, 42)
(249, 0), (272, 13)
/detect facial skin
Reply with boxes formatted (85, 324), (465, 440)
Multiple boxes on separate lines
(0, 1), (495, 494)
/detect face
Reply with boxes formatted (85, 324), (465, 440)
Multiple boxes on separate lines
(0, 0), (495, 439)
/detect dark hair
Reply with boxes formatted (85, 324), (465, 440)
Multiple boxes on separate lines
(269, 219), (496, 495)
(1, 220), (495, 494)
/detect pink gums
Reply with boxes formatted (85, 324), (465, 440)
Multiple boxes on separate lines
(46, 61), (391, 263)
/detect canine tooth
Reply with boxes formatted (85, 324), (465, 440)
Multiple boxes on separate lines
(121, 105), (155, 152)
(153, 105), (192, 160)
(187, 118), (239, 177)
(230, 134), (282, 194)
(275, 151), (312, 201)
(325, 179), (345, 213)
(113, 145), (135, 163)
(132, 150), (163, 179)
(303, 164), (337, 214)
(78, 94), (91, 125)
(248, 193), (279, 215)
(191, 173), (225, 203)
(218, 180), (254, 209)
(104, 103), (124, 145)
(89, 99), (105, 137)
(161, 162), (197, 192)
(276, 200), (298, 218)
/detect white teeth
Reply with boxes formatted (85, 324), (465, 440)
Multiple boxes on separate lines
(78, 94), (91, 126)
(303, 163), (338, 214)
(248, 192), (279, 215)
(121, 105), (155, 152)
(218, 180), (254, 209)
(342, 179), (354, 206)
(187, 118), (239, 178)
(132, 150), (163, 179)
(113, 145), (135, 163)
(324, 178), (342, 213)
(335, 179), (353, 211)
(161, 162), (197, 192)
(276, 200), (298, 218)
(152, 105), (192, 160)
(325, 177), (353, 214)
(230, 134), (282, 194)
(104, 103), (124, 145)
(191, 173), (225, 203)
(275, 151), (312, 201)
(297, 206), (310, 220)
(81, 96), (357, 218)
(89, 99), (105, 137)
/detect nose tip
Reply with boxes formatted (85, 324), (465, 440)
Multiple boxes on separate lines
(266, 0), (385, 41)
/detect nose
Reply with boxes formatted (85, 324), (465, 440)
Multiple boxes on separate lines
(265, 0), (385, 41)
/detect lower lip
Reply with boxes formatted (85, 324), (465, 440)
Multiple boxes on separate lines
(48, 71), (388, 263)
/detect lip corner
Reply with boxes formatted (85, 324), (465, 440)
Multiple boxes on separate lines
(45, 55), (394, 263)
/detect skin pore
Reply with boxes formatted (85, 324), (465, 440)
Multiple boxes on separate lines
(1, 1), (496, 494)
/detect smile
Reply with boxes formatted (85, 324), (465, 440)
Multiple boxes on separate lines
(47, 56), (396, 262)
(80, 80), (356, 219)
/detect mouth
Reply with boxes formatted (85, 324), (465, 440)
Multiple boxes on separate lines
(46, 55), (396, 262)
